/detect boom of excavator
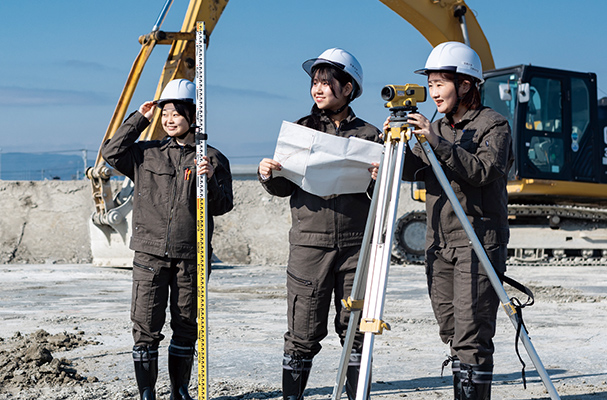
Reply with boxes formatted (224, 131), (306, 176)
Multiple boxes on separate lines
(88, 0), (607, 266)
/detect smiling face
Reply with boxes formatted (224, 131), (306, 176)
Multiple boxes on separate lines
(310, 68), (352, 112)
(161, 103), (190, 139)
(427, 72), (459, 115)
(427, 72), (472, 117)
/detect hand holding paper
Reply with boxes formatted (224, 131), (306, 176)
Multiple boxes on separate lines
(271, 121), (383, 196)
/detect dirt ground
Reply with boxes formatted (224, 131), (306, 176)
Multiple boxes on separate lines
(1, 262), (606, 400)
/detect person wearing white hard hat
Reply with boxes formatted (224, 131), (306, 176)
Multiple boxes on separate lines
(102, 78), (234, 400)
(258, 48), (381, 400)
(388, 42), (513, 399)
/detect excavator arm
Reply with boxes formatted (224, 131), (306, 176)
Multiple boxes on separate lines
(379, 0), (494, 70)
(88, 0), (228, 224)
(87, 0), (492, 231)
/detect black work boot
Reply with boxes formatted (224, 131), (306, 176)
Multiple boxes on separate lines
(458, 363), (493, 400)
(345, 350), (371, 400)
(451, 356), (461, 400)
(282, 353), (313, 400)
(168, 340), (195, 400)
(133, 345), (158, 400)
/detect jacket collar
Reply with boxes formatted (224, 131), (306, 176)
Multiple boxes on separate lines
(441, 106), (484, 128)
(159, 136), (196, 151)
(310, 104), (357, 126)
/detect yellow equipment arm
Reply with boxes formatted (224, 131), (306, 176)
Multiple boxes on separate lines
(379, 0), (495, 70)
(89, 0), (493, 222)
(89, 0), (228, 219)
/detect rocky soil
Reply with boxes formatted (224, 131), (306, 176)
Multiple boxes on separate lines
(1, 262), (607, 399)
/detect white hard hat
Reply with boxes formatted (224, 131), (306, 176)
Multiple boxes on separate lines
(156, 79), (196, 106)
(415, 41), (483, 82)
(302, 48), (364, 99)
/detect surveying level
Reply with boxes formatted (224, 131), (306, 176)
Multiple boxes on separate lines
(195, 21), (209, 400)
(381, 83), (426, 109)
(332, 85), (561, 400)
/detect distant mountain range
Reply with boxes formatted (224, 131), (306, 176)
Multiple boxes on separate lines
(0, 152), (95, 181)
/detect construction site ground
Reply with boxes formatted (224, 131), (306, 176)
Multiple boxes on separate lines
(1, 262), (606, 400)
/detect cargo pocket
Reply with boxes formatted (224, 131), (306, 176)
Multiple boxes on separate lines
(131, 260), (157, 326)
(286, 270), (316, 341)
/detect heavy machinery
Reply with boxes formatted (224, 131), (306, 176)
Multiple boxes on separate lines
(86, 0), (228, 266)
(393, 64), (607, 266)
(87, 0), (607, 266)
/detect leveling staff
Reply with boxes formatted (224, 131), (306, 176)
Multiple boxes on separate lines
(102, 79), (234, 400)
(258, 48), (381, 400)
(390, 42), (513, 400)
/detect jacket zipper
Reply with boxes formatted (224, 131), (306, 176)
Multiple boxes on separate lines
(164, 147), (184, 256)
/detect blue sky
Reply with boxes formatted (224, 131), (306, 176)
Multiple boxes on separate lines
(2, 0), (606, 165)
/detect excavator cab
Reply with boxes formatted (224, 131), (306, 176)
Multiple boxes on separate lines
(482, 65), (607, 198)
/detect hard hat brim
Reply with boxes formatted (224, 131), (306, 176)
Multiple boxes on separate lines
(414, 66), (458, 75)
(302, 58), (346, 78)
(155, 98), (196, 107)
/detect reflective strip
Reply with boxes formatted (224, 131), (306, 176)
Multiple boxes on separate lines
(348, 351), (362, 367)
(451, 359), (461, 373)
(282, 354), (313, 371)
(168, 341), (195, 357)
(132, 347), (159, 362)
(470, 369), (493, 384)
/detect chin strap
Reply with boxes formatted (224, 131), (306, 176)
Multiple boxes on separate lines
(324, 102), (350, 116)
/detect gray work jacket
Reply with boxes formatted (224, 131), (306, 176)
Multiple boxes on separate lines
(260, 106), (381, 247)
(402, 106), (513, 247)
(102, 111), (233, 259)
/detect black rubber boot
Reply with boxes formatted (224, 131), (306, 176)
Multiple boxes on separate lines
(345, 350), (371, 400)
(451, 356), (461, 400)
(458, 363), (492, 400)
(133, 345), (158, 400)
(282, 353), (313, 400)
(168, 340), (195, 400)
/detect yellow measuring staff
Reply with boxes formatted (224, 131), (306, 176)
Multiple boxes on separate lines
(195, 21), (208, 400)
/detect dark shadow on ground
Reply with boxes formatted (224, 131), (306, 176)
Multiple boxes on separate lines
(212, 368), (607, 400)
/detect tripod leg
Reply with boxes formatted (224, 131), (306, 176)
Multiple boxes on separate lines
(332, 137), (406, 400)
(355, 138), (407, 400)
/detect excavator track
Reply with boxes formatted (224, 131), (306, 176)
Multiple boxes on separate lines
(392, 205), (607, 267)
(507, 203), (607, 266)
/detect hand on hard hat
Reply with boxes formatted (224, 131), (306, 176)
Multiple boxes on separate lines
(138, 101), (157, 121)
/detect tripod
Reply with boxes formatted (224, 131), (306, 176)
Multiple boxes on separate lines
(332, 108), (561, 400)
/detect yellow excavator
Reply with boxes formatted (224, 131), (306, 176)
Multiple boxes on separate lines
(87, 0), (607, 266)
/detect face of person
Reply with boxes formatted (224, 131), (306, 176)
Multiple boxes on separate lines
(427, 72), (459, 115)
(161, 103), (190, 138)
(310, 72), (351, 112)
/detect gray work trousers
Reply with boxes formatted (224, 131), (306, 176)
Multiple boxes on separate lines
(425, 243), (506, 366)
(131, 252), (198, 348)
(283, 244), (364, 358)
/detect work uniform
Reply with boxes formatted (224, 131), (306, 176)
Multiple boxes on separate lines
(260, 105), (380, 393)
(102, 110), (234, 348)
(402, 106), (513, 370)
